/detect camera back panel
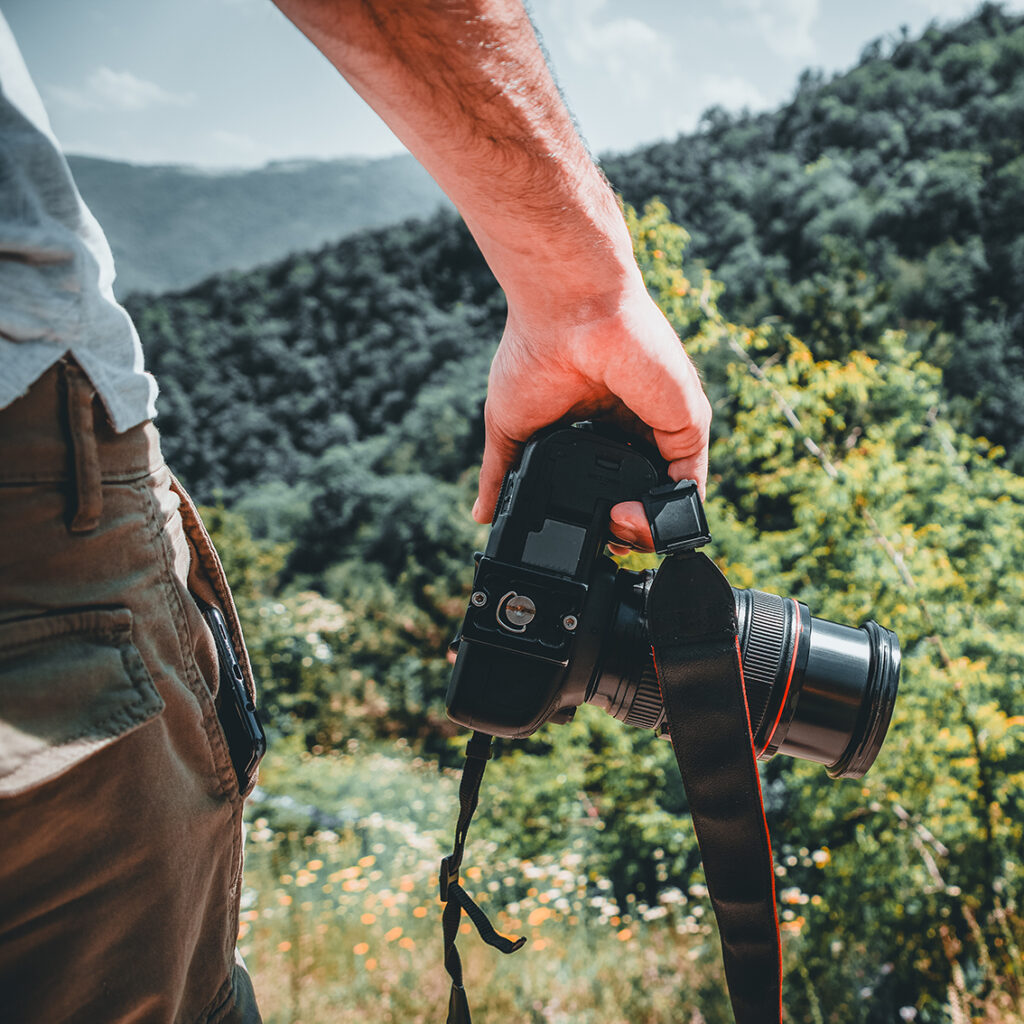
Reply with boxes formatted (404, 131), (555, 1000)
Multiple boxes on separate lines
(448, 424), (665, 737)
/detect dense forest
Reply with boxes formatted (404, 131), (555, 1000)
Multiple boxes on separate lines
(604, 3), (1024, 465)
(125, 7), (1024, 1022)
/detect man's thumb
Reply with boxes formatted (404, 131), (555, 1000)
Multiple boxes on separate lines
(474, 427), (520, 524)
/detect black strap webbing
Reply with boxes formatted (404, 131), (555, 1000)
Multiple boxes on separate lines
(647, 551), (783, 1024)
(439, 731), (525, 1023)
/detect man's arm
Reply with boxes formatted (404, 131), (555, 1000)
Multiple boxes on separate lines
(272, 0), (711, 547)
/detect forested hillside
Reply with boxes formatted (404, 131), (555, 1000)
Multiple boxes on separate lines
(131, 209), (500, 503)
(125, 7), (1024, 1022)
(604, 2), (1024, 463)
(70, 153), (448, 295)
(130, 4), (1024, 486)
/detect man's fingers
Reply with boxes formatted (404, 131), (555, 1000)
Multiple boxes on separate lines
(609, 500), (654, 552)
(600, 318), (711, 494)
(623, 351), (709, 493)
(474, 423), (521, 523)
(661, 444), (710, 501)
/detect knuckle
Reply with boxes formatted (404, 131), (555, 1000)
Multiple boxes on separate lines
(693, 395), (712, 438)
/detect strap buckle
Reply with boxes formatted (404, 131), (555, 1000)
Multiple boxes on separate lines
(439, 855), (460, 903)
(465, 731), (493, 761)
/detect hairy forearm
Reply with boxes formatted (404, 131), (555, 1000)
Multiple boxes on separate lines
(272, 0), (640, 311)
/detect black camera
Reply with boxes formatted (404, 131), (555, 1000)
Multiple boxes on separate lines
(446, 422), (900, 779)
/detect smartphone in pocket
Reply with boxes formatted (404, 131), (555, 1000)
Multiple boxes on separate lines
(201, 603), (267, 791)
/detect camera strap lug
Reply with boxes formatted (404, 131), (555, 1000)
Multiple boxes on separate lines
(439, 731), (525, 1024)
(642, 479), (712, 554)
(648, 551), (783, 1024)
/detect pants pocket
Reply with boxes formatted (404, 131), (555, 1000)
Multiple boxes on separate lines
(168, 475), (264, 798)
(0, 607), (165, 798)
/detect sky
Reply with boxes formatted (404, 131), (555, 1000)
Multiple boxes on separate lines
(4, 0), (1021, 169)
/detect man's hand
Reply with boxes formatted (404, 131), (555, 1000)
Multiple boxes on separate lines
(272, 0), (712, 549)
(475, 283), (710, 552)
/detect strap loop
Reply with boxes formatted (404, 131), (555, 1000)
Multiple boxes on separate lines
(439, 732), (525, 1023)
(439, 856), (459, 902)
(641, 479), (711, 554)
(448, 882), (526, 954)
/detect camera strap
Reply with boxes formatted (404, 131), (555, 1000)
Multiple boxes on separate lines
(647, 551), (783, 1024)
(437, 554), (781, 1024)
(438, 730), (525, 1024)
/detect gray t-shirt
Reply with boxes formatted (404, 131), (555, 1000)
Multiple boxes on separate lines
(0, 14), (156, 432)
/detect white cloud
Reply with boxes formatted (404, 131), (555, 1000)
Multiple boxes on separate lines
(656, 74), (771, 140)
(548, 0), (674, 98)
(726, 0), (820, 60)
(207, 129), (269, 164)
(50, 67), (195, 113)
(209, 129), (260, 152)
(698, 73), (770, 113)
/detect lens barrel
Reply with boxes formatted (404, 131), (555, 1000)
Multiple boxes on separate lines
(734, 589), (901, 778)
(587, 576), (901, 779)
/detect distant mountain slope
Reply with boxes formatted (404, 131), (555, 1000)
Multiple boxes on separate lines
(68, 153), (450, 297)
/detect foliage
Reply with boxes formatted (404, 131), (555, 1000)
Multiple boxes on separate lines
(604, 3), (1024, 465)
(190, 198), (1024, 1019)
(128, 209), (502, 503)
(636, 207), (1024, 1019)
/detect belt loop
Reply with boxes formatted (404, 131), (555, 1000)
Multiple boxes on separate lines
(61, 360), (103, 533)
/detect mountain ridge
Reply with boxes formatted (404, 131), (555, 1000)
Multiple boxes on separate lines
(69, 152), (450, 297)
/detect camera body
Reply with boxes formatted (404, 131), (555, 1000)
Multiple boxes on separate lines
(447, 422), (707, 738)
(447, 421), (900, 779)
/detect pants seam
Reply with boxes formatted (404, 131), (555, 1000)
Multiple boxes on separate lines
(0, 468), (156, 486)
(196, 974), (235, 1024)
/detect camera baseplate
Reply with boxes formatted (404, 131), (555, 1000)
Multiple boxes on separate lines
(459, 557), (588, 666)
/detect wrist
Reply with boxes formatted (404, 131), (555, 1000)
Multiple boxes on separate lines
(500, 271), (678, 387)
(467, 175), (643, 317)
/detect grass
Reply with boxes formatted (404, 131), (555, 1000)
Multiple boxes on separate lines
(240, 739), (1024, 1024)
(241, 740), (730, 1023)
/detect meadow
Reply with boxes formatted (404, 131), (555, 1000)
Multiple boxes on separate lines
(243, 739), (783, 1024)
(239, 736), (1023, 1024)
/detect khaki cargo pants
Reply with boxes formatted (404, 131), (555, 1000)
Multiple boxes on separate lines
(0, 361), (262, 1023)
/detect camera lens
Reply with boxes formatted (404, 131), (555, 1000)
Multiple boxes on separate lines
(733, 589), (901, 779)
(587, 575), (901, 779)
